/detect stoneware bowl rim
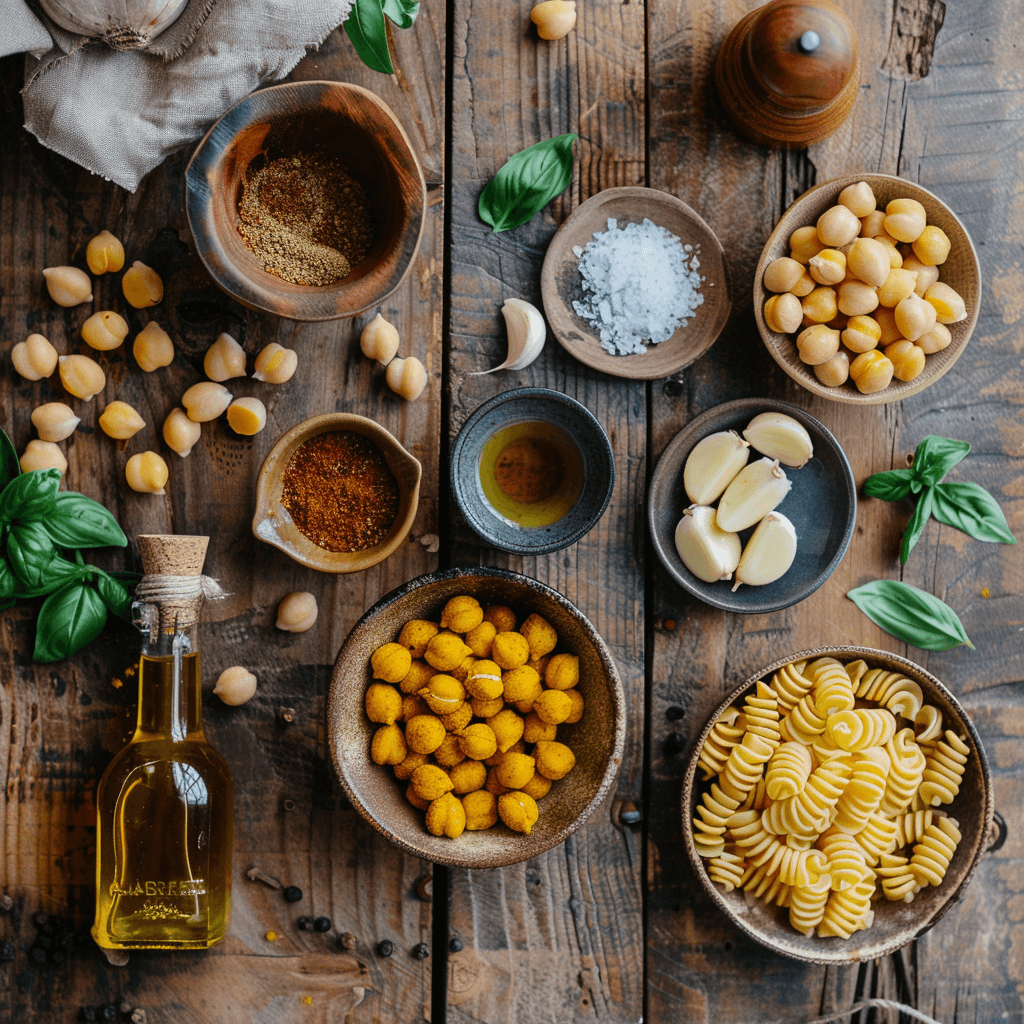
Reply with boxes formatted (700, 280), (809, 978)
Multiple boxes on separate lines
(450, 387), (616, 554)
(681, 645), (994, 964)
(540, 185), (733, 380)
(754, 172), (981, 405)
(185, 79), (426, 321)
(647, 397), (856, 613)
(327, 566), (628, 867)
(252, 412), (421, 573)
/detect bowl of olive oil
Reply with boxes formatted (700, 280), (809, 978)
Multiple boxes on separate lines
(451, 388), (615, 554)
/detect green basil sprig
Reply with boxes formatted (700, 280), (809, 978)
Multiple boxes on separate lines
(344, 0), (420, 75)
(864, 435), (1016, 563)
(847, 580), (973, 651)
(0, 429), (19, 493)
(478, 134), (577, 233)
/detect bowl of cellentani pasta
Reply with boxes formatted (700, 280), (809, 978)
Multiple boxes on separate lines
(681, 646), (992, 964)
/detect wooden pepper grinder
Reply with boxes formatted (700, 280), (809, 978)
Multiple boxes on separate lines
(714, 0), (860, 149)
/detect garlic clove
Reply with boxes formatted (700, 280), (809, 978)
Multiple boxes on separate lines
(360, 313), (400, 365)
(674, 505), (742, 583)
(204, 332), (247, 381)
(742, 412), (814, 469)
(475, 298), (546, 374)
(43, 266), (92, 307)
(716, 457), (791, 534)
(733, 512), (798, 591)
(683, 430), (750, 505)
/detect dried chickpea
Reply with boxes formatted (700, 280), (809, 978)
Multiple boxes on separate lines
(433, 734), (467, 768)
(534, 740), (576, 781)
(884, 339), (926, 382)
(796, 324), (840, 366)
(20, 439), (66, 475)
(462, 789), (498, 829)
(903, 256), (940, 296)
(204, 333), (246, 381)
(484, 604), (517, 632)
(849, 350), (895, 394)
(531, 0), (576, 38)
(884, 198), (927, 243)
(894, 292), (938, 341)
(425, 793), (466, 838)
(31, 402), (80, 442)
(497, 791), (539, 834)
(533, 689), (572, 725)
(386, 356), (427, 401)
(841, 315), (881, 353)
(182, 382), (232, 422)
(870, 235), (902, 269)
(98, 400), (146, 440)
(846, 237), (890, 288)
(790, 268), (815, 297)
(58, 354), (105, 401)
(406, 715), (447, 755)
(450, 760), (488, 795)
(838, 181), (876, 218)
(808, 249), (847, 286)
(81, 311), (129, 351)
(276, 591), (318, 632)
(163, 408), (201, 457)
(911, 225), (951, 266)
(523, 711), (558, 744)
(789, 225), (823, 264)
(86, 231), (125, 275)
(371, 642), (412, 683)
(424, 632), (472, 672)
(43, 266), (92, 307)
(544, 652), (579, 690)
(226, 397), (266, 436)
(441, 595), (484, 633)
(917, 322), (952, 354)
(11, 333), (58, 380)
(213, 666), (257, 705)
(837, 280), (879, 317)
(800, 286), (837, 326)
(394, 751), (429, 780)
(814, 349), (850, 388)
(371, 724), (407, 766)
(924, 282), (967, 324)
(521, 773), (553, 801)
(816, 205), (861, 248)
(398, 620), (440, 658)
(878, 268), (918, 308)
(410, 764), (454, 802)
(122, 261), (163, 308)
(125, 451), (169, 494)
(134, 322), (175, 372)
(252, 342), (297, 384)
(763, 256), (804, 293)
(359, 313), (400, 364)
(520, 614), (558, 659)
(764, 293), (802, 334)
(464, 620), (497, 657)
(365, 682), (403, 725)
(873, 305), (902, 346)
(495, 751), (536, 790)
(860, 209), (886, 238)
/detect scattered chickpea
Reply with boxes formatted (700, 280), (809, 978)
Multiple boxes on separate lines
(81, 310), (129, 351)
(252, 343), (297, 384)
(800, 286), (837, 325)
(838, 181), (876, 218)
(276, 592), (319, 633)
(42, 266), (92, 307)
(849, 350), (894, 394)
(182, 382), (232, 422)
(816, 205), (861, 248)
(226, 397), (266, 436)
(20, 439), (67, 475)
(841, 315), (881, 353)
(58, 354), (106, 401)
(814, 349), (850, 387)
(530, 0), (577, 40)
(924, 281), (967, 324)
(163, 407), (201, 457)
(204, 332), (247, 381)
(883, 198), (927, 243)
(894, 292), (937, 342)
(99, 401), (146, 440)
(796, 324), (840, 365)
(360, 313), (400, 365)
(134, 321), (175, 372)
(214, 666), (258, 706)
(86, 230), (125, 275)
(386, 355), (427, 401)
(122, 261), (163, 308)
(763, 257), (804, 293)
(11, 333), (58, 380)
(125, 451), (169, 494)
(884, 339), (926, 382)
(763, 293), (802, 334)
(31, 402), (80, 442)
(808, 249), (846, 286)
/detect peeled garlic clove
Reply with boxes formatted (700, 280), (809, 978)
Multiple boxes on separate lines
(81, 310), (129, 351)
(99, 400), (146, 440)
(86, 230), (125, 275)
(31, 402), (80, 442)
(252, 342), (298, 384)
(182, 382), (233, 422)
(733, 512), (798, 591)
(742, 412), (814, 469)
(213, 665), (258, 706)
(20, 439), (67, 476)
(674, 505), (742, 583)
(476, 298), (546, 373)
(360, 313), (400, 365)
(58, 354), (106, 401)
(43, 266), (92, 307)
(386, 355), (427, 401)
(125, 451), (169, 494)
(683, 430), (750, 505)
(204, 332), (247, 381)
(716, 457), (791, 533)
(122, 261), (163, 308)
(134, 321), (175, 372)
(163, 407), (201, 457)
(276, 591), (319, 633)
(12, 333), (59, 380)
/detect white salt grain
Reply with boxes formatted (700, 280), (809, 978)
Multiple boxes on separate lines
(572, 217), (705, 356)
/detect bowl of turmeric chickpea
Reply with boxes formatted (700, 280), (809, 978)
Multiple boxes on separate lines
(754, 174), (981, 405)
(326, 567), (626, 867)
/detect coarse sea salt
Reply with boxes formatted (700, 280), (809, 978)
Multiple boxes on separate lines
(571, 217), (704, 356)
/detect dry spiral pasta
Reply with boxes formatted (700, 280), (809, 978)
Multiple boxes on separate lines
(910, 816), (961, 887)
(807, 657), (856, 718)
(770, 659), (814, 712)
(765, 741), (814, 800)
(697, 705), (745, 779)
(876, 851), (919, 902)
(827, 708), (897, 751)
(918, 730), (970, 806)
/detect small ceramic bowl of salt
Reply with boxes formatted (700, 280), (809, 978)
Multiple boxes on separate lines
(540, 186), (732, 380)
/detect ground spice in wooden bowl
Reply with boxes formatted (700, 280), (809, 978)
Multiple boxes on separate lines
(281, 431), (399, 552)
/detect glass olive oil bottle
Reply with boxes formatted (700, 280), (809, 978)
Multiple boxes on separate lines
(93, 535), (233, 950)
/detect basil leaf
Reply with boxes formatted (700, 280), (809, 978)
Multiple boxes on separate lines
(0, 427), (20, 493)
(0, 468), (61, 524)
(847, 580), (973, 651)
(42, 492), (128, 550)
(383, 0), (418, 29)
(0, 558), (15, 601)
(478, 134), (577, 233)
(932, 481), (1017, 545)
(93, 570), (133, 620)
(7, 521), (79, 592)
(864, 468), (914, 503)
(901, 487), (934, 564)
(345, 0), (394, 74)
(911, 436), (971, 488)
(33, 582), (108, 663)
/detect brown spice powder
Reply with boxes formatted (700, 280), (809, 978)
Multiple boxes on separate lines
(281, 431), (399, 553)
(237, 152), (375, 286)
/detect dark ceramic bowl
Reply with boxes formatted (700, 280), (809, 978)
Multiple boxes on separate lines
(450, 388), (615, 554)
(647, 398), (855, 613)
(326, 567), (627, 868)
(682, 646), (994, 964)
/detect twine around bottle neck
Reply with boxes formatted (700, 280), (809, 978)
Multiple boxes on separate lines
(134, 573), (228, 630)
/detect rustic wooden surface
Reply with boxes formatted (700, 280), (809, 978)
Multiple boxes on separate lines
(1, 1), (1022, 1023)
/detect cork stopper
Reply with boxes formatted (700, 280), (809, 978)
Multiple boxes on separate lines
(137, 534), (210, 630)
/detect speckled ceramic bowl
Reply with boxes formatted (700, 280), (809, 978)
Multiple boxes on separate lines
(682, 646), (993, 964)
(327, 567), (627, 868)
(450, 388), (615, 554)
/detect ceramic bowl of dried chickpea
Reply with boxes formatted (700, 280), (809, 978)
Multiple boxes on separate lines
(185, 81), (426, 321)
(754, 174), (981, 404)
(326, 567), (626, 868)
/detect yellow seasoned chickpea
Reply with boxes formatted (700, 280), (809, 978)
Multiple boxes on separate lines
(464, 620), (497, 657)
(877, 268), (918, 308)
(884, 198), (927, 243)
(410, 764), (455, 802)
(860, 209), (886, 238)
(392, 750), (428, 781)
(884, 339), (927, 382)
(800, 286), (837, 326)
(401, 659), (436, 695)
(924, 281), (967, 324)
(81, 311), (129, 351)
(533, 740), (576, 781)
(837, 280), (879, 317)
(450, 760), (488, 795)
(491, 630), (530, 669)
(462, 789), (498, 830)
(494, 751), (536, 790)
(763, 256), (804, 293)
(441, 595), (484, 634)
(842, 315), (881, 353)
(894, 292), (938, 341)
(400, 695), (431, 724)
(417, 674), (466, 716)
(838, 181), (876, 218)
(433, 733), (466, 768)
(522, 711), (558, 744)
(911, 225), (951, 266)
(487, 708), (525, 752)
(497, 791), (539, 834)
(365, 682), (403, 725)
(916, 322), (952, 354)
(873, 305), (902, 346)
(544, 652), (579, 690)
(465, 659), (503, 700)
(458, 722), (498, 761)
(440, 703), (473, 733)
(521, 773), (553, 801)
(371, 724), (407, 766)
(845, 237), (890, 288)
(471, 696), (504, 719)
(789, 225), (823, 264)
(849, 350), (895, 394)
(405, 714), (447, 755)
(483, 604), (516, 632)
(406, 784), (430, 810)
(563, 688), (584, 724)
(20, 439), (67, 476)
(816, 205), (861, 248)
(134, 322), (175, 372)
(425, 793), (467, 838)
(873, 235), (904, 269)
(903, 256), (940, 296)
(398, 620), (440, 658)
(795, 324), (840, 366)
(125, 451), (169, 494)
(533, 689), (572, 725)
(122, 261), (163, 308)
(424, 631), (473, 672)
(814, 349), (850, 388)
(371, 642), (412, 683)
(519, 614), (558, 659)
(763, 293), (802, 334)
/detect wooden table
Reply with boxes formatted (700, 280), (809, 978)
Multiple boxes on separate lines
(2, 1), (1022, 1021)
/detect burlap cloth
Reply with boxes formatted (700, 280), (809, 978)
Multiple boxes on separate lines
(3, 0), (354, 191)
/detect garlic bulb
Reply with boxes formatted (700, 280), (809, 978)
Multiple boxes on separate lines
(39, 0), (191, 50)
(475, 298), (546, 373)
(733, 512), (798, 591)
(674, 505), (742, 583)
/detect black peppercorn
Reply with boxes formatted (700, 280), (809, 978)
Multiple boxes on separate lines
(448, 937), (464, 953)
(32, 911), (49, 928)
(297, 916), (313, 932)
(79, 1008), (97, 1023)
(411, 943), (429, 960)
(283, 886), (303, 903)
(50, 949), (66, 965)
(100, 1005), (118, 1023)
(376, 939), (394, 958)
(30, 945), (47, 963)
(313, 916), (331, 933)
(1, 941), (15, 962)
(664, 731), (685, 756)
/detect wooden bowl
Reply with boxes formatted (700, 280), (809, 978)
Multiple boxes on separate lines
(540, 186), (732, 380)
(252, 413), (421, 573)
(648, 398), (856, 613)
(185, 81), (426, 321)
(327, 567), (627, 868)
(755, 174), (981, 404)
(682, 646), (994, 964)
